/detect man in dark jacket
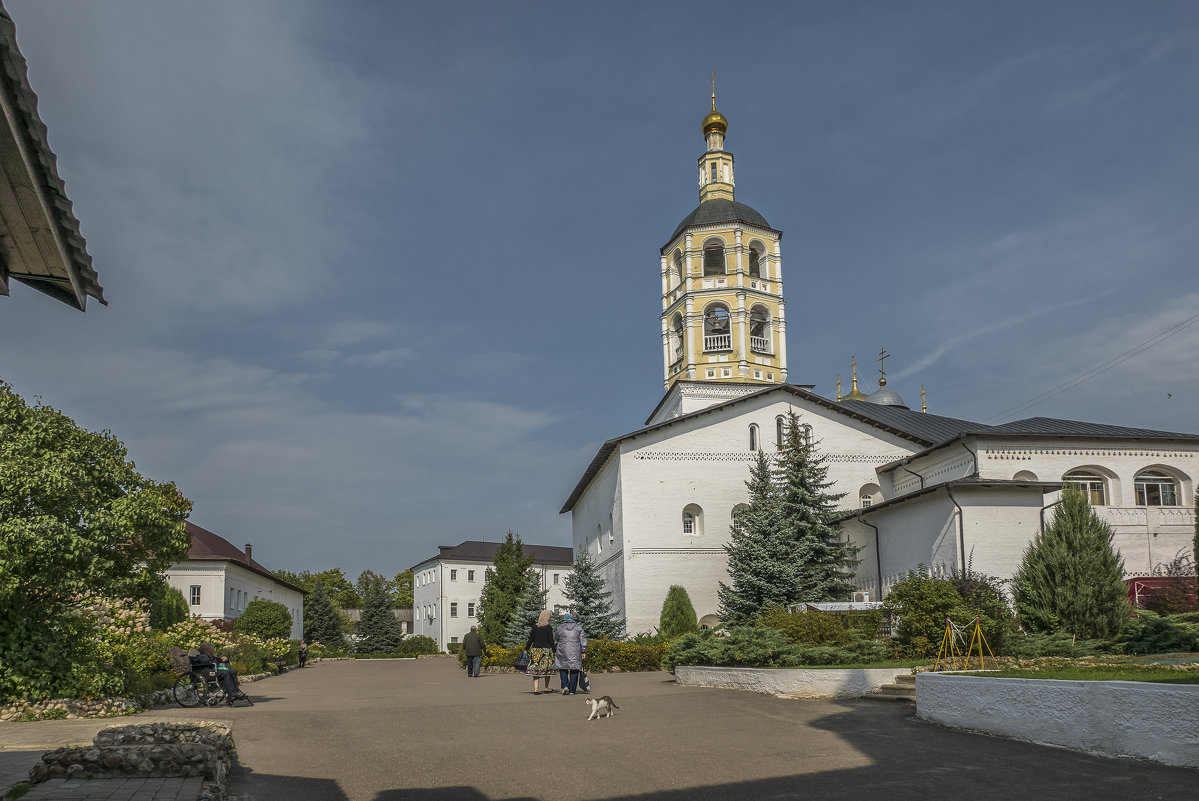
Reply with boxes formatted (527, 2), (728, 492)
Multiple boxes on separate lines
(191, 643), (246, 704)
(462, 626), (486, 677)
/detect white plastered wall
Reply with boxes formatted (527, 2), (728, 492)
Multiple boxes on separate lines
(165, 561), (305, 639)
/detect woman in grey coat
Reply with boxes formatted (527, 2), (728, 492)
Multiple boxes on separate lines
(554, 613), (588, 695)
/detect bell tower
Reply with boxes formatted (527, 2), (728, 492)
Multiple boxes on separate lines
(658, 78), (788, 391)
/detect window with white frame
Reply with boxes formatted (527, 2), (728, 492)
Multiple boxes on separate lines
(749, 423), (760, 451)
(1064, 471), (1107, 506)
(776, 416), (786, 449)
(467, 602), (475, 617)
(190, 586), (201, 605)
(450, 602), (458, 617)
(450, 569), (457, 580)
(451, 636), (459, 643)
(682, 504), (704, 536)
(553, 573), (560, 585)
(1135, 470), (1178, 506)
(468, 570), (475, 582)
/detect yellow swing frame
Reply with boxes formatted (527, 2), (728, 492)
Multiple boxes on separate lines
(933, 616), (997, 672)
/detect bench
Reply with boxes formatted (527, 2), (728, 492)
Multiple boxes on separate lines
(267, 657), (289, 673)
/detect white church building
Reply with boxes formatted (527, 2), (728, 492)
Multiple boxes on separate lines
(561, 95), (1198, 636)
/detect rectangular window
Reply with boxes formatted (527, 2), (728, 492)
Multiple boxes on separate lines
(451, 636), (459, 643)
(467, 602), (475, 617)
(450, 602), (458, 617)
(468, 570), (475, 582)
(450, 569), (457, 581)
(190, 586), (201, 605)
(710, 162), (717, 182)
(553, 573), (559, 585)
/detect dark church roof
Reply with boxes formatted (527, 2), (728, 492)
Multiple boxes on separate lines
(185, 521), (305, 594)
(662, 199), (778, 251)
(987, 416), (1199, 440)
(839, 400), (997, 443)
(410, 540), (574, 572)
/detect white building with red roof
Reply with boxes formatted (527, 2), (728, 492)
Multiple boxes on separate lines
(165, 521), (305, 639)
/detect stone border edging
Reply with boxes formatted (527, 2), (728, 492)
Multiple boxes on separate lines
(673, 665), (902, 698)
(915, 673), (1199, 768)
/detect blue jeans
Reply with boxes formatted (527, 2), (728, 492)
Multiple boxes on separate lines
(559, 669), (580, 693)
(467, 656), (481, 677)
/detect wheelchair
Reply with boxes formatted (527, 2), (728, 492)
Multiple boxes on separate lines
(169, 647), (253, 708)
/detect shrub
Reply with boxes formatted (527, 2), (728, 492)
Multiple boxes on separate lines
(1002, 631), (1109, 658)
(659, 586), (699, 639)
(145, 582), (189, 631)
(757, 606), (874, 646)
(446, 642), (461, 654)
(394, 635), (439, 657)
(234, 599), (293, 640)
(1120, 611), (1199, 655)
(459, 641), (664, 672)
(883, 567), (1015, 657)
(662, 626), (892, 671)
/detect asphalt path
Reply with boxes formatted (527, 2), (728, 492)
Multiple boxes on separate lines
(217, 658), (1195, 801)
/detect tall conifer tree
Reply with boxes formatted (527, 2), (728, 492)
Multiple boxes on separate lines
(776, 411), (856, 602)
(718, 449), (797, 624)
(476, 530), (534, 643)
(304, 581), (344, 647)
(659, 585), (699, 638)
(357, 581), (404, 653)
(563, 552), (624, 638)
(503, 569), (550, 647)
(1012, 483), (1131, 639)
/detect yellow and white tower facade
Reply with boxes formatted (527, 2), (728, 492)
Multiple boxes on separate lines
(659, 90), (787, 391)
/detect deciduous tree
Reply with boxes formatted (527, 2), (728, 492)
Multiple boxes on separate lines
(234, 599), (293, 640)
(0, 382), (192, 699)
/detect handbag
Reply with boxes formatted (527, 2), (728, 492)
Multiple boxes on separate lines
(513, 651), (530, 672)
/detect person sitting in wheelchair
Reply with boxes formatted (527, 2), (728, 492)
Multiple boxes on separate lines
(191, 642), (247, 705)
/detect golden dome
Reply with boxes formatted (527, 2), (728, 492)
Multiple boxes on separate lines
(702, 109), (728, 135)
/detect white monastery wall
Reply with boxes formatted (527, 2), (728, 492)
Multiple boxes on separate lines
(956, 486), (1046, 582)
(166, 562), (304, 639)
(917, 673), (1199, 768)
(570, 454), (626, 623)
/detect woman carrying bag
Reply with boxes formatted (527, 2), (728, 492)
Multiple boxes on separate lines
(523, 610), (556, 695)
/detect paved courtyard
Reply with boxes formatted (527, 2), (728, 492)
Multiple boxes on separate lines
(3, 659), (1195, 800)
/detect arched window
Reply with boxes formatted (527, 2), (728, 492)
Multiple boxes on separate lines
(776, 416), (786, 449)
(1135, 470), (1178, 506)
(749, 306), (770, 354)
(703, 304), (731, 351)
(671, 250), (683, 289)
(670, 313), (685, 363)
(1013, 470), (1039, 482)
(748, 424), (760, 452)
(731, 503), (750, 530)
(859, 483), (881, 508)
(703, 240), (725, 276)
(748, 242), (764, 278)
(682, 504), (704, 536)
(1064, 471), (1106, 506)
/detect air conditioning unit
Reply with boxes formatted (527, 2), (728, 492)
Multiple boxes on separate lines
(852, 591), (870, 603)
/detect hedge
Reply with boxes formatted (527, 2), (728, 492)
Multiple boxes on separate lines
(456, 640), (665, 672)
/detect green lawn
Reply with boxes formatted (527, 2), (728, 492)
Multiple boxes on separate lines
(952, 666), (1199, 684)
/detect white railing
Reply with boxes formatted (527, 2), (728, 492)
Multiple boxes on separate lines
(750, 336), (771, 354)
(704, 334), (732, 352)
(1101, 506), (1196, 530)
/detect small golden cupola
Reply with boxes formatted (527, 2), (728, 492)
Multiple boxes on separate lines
(842, 356), (869, 401)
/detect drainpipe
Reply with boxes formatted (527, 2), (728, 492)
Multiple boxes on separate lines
(1040, 498), (1064, 535)
(899, 464), (925, 490)
(959, 435), (979, 477)
(860, 515), (882, 599)
(945, 484), (965, 570)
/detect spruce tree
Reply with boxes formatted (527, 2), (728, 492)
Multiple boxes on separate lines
(1013, 483), (1131, 639)
(659, 585), (699, 639)
(476, 530), (534, 643)
(357, 581), (404, 654)
(304, 581), (344, 647)
(563, 552), (625, 638)
(776, 411), (857, 602)
(718, 449), (796, 624)
(503, 569), (550, 647)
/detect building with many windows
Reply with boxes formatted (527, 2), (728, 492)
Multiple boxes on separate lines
(165, 522), (306, 639)
(561, 94), (1199, 636)
(410, 541), (573, 651)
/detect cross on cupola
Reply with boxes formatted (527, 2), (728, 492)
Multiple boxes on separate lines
(699, 71), (734, 203)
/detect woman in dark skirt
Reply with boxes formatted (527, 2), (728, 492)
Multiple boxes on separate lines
(525, 610), (556, 695)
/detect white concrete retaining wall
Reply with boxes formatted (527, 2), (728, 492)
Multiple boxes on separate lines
(674, 665), (900, 699)
(916, 672), (1199, 768)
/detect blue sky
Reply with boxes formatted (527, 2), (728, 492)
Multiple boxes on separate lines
(2, 1), (1197, 579)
